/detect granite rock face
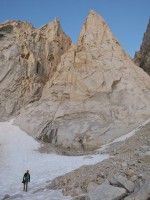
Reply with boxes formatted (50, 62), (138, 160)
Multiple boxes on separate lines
(0, 19), (71, 120)
(134, 19), (150, 75)
(1, 10), (150, 152)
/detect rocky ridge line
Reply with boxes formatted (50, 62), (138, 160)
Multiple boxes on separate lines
(14, 10), (150, 153)
(0, 18), (71, 120)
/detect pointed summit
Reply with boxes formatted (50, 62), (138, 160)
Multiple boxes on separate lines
(11, 11), (150, 153)
(78, 10), (120, 51)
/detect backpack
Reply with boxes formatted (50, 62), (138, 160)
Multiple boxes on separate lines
(23, 173), (30, 182)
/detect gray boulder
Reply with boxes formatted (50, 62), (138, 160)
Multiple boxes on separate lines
(86, 181), (127, 200)
(2, 194), (23, 200)
(109, 174), (135, 193)
(2, 194), (10, 200)
(124, 179), (150, 200)
(139, 151), (150, 163)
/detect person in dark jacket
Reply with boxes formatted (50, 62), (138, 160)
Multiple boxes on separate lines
(22, 170), (30, 192)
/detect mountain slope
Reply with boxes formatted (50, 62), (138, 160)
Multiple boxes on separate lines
(14, 10), (150, 153)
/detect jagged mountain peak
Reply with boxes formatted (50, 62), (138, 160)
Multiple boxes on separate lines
(1, 10), (150, 153)
(78, 9), (120, 51)
(0, 16), (72, 120)
(40, 18), (60, 31)
(14, 10), (150, 153)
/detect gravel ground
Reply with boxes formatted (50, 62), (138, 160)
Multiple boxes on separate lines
(50, 122), (150, 197)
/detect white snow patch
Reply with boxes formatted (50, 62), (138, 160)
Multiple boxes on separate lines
(0, 121), (109, 199)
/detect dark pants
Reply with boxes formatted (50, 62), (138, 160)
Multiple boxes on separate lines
(23, 182), (28, 192)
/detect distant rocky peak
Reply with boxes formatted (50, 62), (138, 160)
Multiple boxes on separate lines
(139, 19), (150, 55)
(134, 19), (150, 75)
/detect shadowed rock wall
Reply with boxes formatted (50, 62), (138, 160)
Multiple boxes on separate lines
(134, 19), (150, 75)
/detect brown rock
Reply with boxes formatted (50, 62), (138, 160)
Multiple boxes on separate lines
(87, 182), (98, 192)
(109, 174), (135, 193)
(125, 169), (135, 177)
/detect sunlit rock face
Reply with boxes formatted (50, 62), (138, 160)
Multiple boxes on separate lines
(1, 10), (150, 152)
(0, 19), (71, 120)
(134, 19), (150, 75)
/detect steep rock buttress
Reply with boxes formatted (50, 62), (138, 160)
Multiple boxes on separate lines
(0, 19), (71, 120)
(2, 11), (150, 152)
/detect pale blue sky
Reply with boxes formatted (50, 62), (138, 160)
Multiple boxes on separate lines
(0, 0), (149, 57)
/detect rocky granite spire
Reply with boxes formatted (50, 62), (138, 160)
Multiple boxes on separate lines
(134, 19), (150, 75)
(14, 10), (150, 153)
(1, 11), (150, 153)
(78, 10), (121, 50)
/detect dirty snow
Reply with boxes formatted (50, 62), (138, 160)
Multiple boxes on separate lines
(0, 120), (109, 199)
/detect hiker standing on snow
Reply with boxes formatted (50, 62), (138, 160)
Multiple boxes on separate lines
(22, 170), (30, 192)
